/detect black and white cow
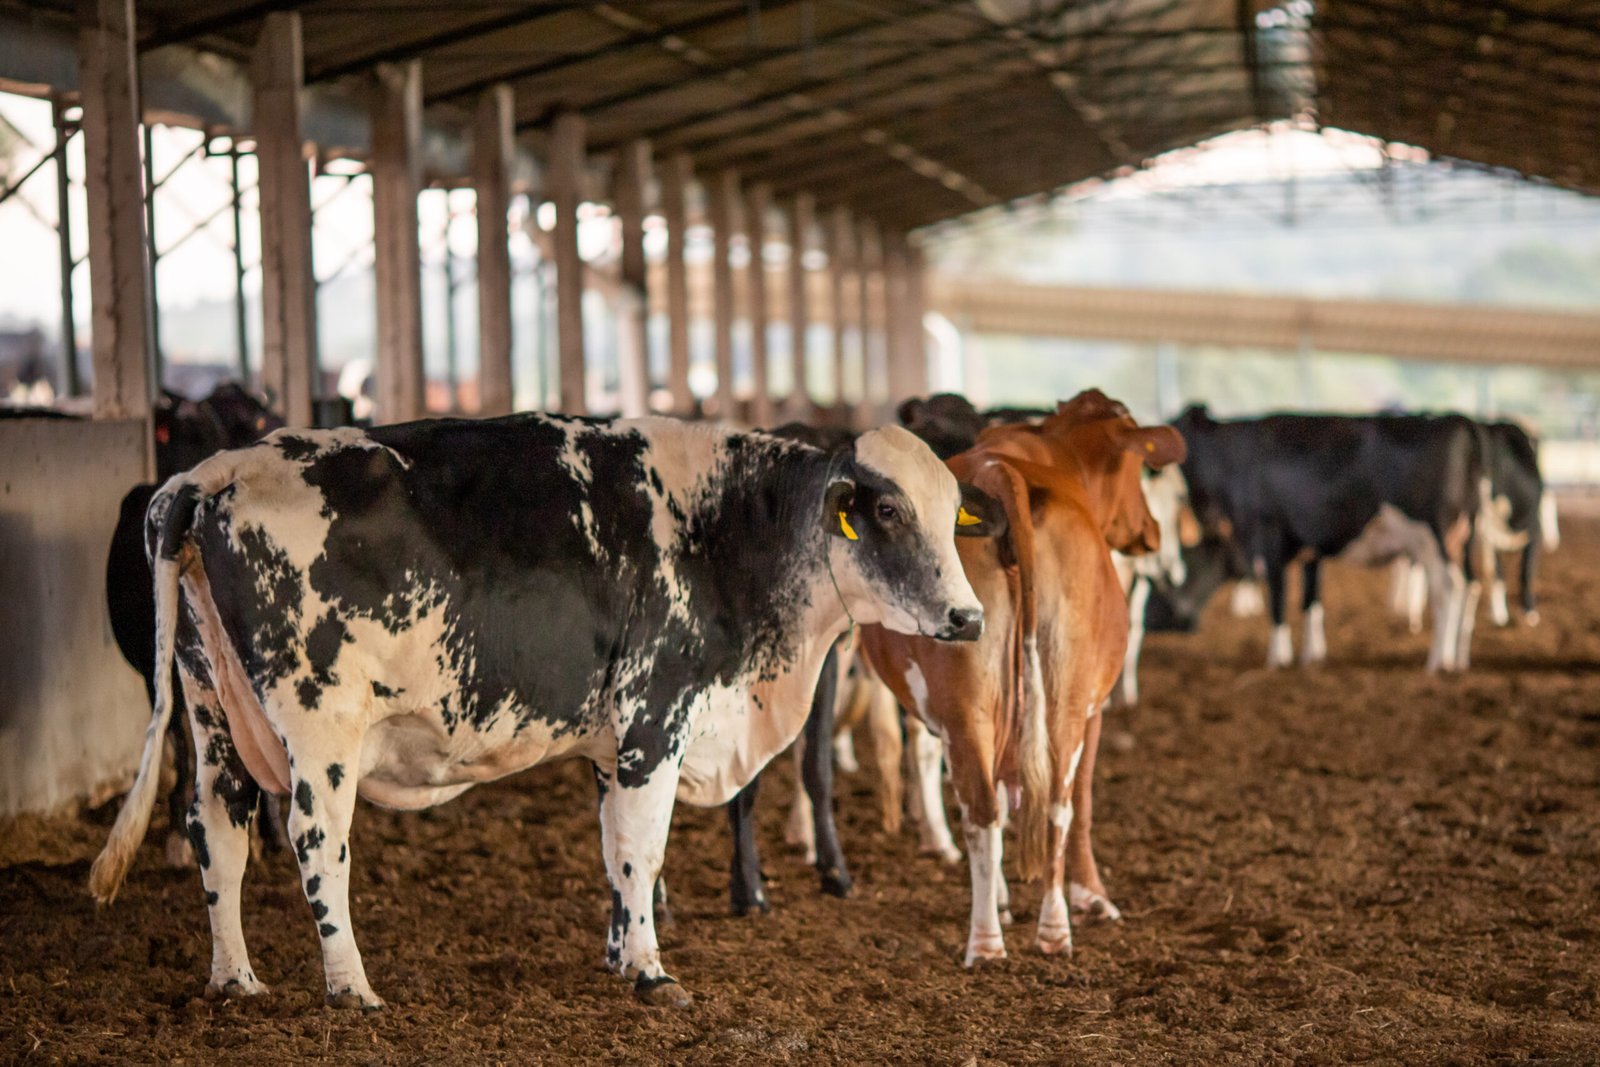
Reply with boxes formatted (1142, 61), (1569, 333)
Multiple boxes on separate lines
(1171, 406), (1484, 672)
(90, 413), (993, 1009)
(1476, 420), (1556, 627)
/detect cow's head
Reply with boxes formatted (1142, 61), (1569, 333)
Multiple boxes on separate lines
(824, 424), (995, 641)
(1041, 391), (1187, 556)
(1140, 464), (1198, 586)
(897, 393), (985, 460)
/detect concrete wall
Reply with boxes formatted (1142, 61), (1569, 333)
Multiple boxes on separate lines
(0, 419), (150, 817)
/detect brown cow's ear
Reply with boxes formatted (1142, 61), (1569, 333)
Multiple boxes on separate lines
(1115, 425), (1187, 468)
(956, 482), (1008, 539)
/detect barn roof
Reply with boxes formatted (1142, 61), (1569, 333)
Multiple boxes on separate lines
(0, 1), (1592, 229)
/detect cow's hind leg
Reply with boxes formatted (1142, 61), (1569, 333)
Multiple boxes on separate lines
(285, 738), (379, 1011)
(164, 673), (197, 868)
(1067, 713), (1120, 922)
(802, 645), (852, 898)
(597, 757), (690, 1007)
(726, 775), (768, 915)
(184, 674), (267, 1000)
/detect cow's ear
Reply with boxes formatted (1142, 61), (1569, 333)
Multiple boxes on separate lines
(825, 478), (858, 540)
(956, 482), (1007, 539)
(1115, 425), (1187, 468)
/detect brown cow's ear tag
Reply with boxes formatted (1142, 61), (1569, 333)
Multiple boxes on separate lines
(839, 511), (859, 540)
(957, 506), (981, 527)
(1145, 441), (1155, 453)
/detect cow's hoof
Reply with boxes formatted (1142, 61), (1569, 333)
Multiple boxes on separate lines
(818, 866), (853, 898)
(165, 832), (196, 869)
(634, 975), (692, 1008)
(1070, 884), (1122, 922)
(998, 909), (1014, 927)
(922, 843), (963, 865)
(204, 977), (269, 1001)
(1036, 928), (1074, 956)
(1525, 610), (1541, 628)
(730, 897), (770, 918)
(964, 935), (1007, 968)
(325, 988), (385, 1012)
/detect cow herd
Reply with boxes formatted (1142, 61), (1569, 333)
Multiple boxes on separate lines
(87, 385), (1554, 1014)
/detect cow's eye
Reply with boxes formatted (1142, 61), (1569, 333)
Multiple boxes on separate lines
(877, 502), (900, 524)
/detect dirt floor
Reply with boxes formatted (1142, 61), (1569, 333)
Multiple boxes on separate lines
(5, 516), (1600, 1066)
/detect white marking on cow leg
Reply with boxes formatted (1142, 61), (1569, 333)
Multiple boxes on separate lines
(909, 720), (960, 863)
(184, 679), (268, 1001)
(832, 728), (860, 774)
(1267, 623), (1294, 669)
(1231, 579), (1265, 618)
(1406, 561), (1428, 634)
(598, 758), (687, 1002)
(1489, 576), (1510, 628)
(785, 742), (817, 863)
(1036, 822), (1072, 957)
(962, 816), (1006, 966)
(1121, 576), (1151, 705)
(1301, 603), (1327, 666)
(1456, 580), (1482, 672)
(1540, 491), (1560, 551)
(993, 783), (1012, 926)
(1426, 561), (1463, 673)
(1069, 881), (1123, 921)
(287, 741), (379, 1011)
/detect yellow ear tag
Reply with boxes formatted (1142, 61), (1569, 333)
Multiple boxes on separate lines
(838, 511), (859, 540)
(957, 506), (981, 527)
(1145, 441), (1155, 453)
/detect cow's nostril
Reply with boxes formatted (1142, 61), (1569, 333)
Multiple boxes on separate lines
(945, 607), (984, 640)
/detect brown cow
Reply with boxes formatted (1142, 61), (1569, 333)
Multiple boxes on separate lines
(859, 391), (1184, 964)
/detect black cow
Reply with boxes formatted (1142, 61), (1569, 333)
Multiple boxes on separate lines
(1171, 405), (1484, 672)
(896, 393), (1047, 460)
(1142, 533), (1251, 633)
(1476, 420), (1555, 626)
(91, 414), (993, 1009)
(104, 385), (283, 865)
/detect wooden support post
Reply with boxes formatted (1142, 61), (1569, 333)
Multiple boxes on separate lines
(709, 168), (740, 421)
(253, 11), (317, 427)
(78, 0), (152, 422)
(549, 109), (587, 414)
(828, 207), (855, 415)
(857, 219), (883, 422)
(473, 84), (514, 416)
(785, 192), (813, 417)
(660, 152), (693, 416)
(883, 231), (912, 405)
(370, 60), (425, 423)
(614, 138), (652, 418)
(905, 240), (928, 398)
(746, 181), (773, 428)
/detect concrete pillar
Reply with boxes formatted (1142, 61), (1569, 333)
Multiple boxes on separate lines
(708, 168), (740, 421)
(828, 206), (854, 412)
(549, 109), (587, 414)
(614, 138), (652, 418)
(660, 152), (693, 415)
(473, 84), (514, 416)
(77, 0), (152, 423)
(253, 11), (317, 427)
(786, 192), (813, 417)
(746, 181), (773, 428)
(884, 232), (918, 405)
(371, 60), (425, 423)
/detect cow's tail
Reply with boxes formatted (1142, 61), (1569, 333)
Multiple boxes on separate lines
(973, 458), (1052, 883)
(90, 481), (201, 905)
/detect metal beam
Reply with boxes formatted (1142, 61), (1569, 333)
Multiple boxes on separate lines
(308, 5), (569, 84)
(708, 167), (740, 420)
(827, 206), (854, 408)
(746, 180), (773, 428)
(785, 191), (813, 415)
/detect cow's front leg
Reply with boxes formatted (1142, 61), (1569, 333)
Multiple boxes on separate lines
(596, 760), (690, 1007)
(726, 775), (768, 915)
(801, 646), (852, 898)
(285, 738), (378, 1011)
(961, 812), (1006, 966)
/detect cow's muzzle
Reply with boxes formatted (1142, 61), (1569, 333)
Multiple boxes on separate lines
(935, 606), (984, 642)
